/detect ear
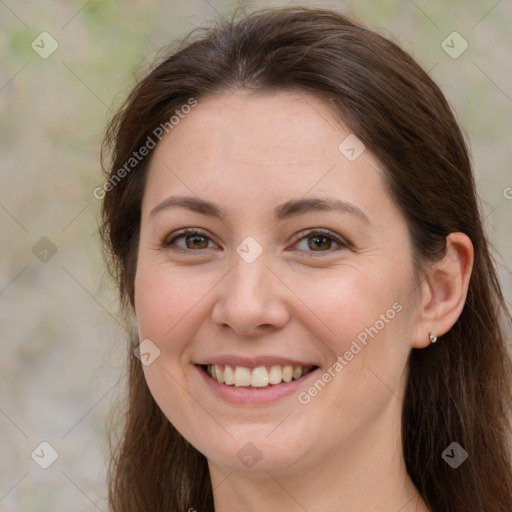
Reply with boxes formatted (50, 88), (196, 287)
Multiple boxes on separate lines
(411, 232), (474, 349)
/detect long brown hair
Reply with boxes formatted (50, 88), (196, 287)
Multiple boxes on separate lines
(100, 6), (512, 511)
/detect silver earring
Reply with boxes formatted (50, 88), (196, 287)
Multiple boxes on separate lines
(429, 333), (438, 343)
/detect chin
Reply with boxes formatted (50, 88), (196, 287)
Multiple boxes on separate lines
(190, 425), (314, 475)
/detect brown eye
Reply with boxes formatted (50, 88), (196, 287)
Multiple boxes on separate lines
(293, 229), (348, 255)
(183, 234), (209, 249)
(308, 234), (334, 251)
(163, 229), (216, 251)
(163, 228), (348, 256)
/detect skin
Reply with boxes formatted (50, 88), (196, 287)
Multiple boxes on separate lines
(134, 90), (473, 512)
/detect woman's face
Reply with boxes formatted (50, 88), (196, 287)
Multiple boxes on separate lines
(134, 90), (422, 475)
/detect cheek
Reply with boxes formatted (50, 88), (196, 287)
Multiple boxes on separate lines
(286, 262), (408, 349)
(289, 270), (412, 444)
(286, 262), (413, 408)
(133, 262), (218, 446)
(134, 261), (214, 346)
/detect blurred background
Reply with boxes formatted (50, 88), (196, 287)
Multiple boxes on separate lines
(1, 0), (511, 510)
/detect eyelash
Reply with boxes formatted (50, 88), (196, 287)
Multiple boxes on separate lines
(162, 228), (349, 257)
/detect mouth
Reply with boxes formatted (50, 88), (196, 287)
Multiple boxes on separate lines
(200, 363), (318, 388)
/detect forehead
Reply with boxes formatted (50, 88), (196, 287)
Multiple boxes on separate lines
(154, 90), (346, 166)
(142, 90), (390, 222)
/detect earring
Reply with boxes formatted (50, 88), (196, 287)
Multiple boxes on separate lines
(429, 333), (438, 343)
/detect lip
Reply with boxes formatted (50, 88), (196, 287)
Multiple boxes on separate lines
(195, 355), (317, 368)
(196, 363), (321, 405)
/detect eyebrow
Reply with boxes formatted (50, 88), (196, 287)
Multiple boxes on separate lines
(149, 195), (370, 224)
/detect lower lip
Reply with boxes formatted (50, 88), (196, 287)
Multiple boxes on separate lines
(196, 365), (321, 405)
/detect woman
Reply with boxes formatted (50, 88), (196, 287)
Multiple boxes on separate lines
(100, 6), (512, 511)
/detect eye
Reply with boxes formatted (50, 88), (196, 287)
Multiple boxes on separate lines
(162, 228), (349, 255)
(291, 229), (349, 256)
(163, 228), (217, 252)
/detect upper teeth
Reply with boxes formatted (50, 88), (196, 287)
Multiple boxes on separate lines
(207, 364), (314, 387)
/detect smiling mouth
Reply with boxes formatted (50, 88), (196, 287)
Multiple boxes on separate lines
(202, 364), (318, 388)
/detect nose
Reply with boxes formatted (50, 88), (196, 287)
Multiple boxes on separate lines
(211, 254), (290, 337)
